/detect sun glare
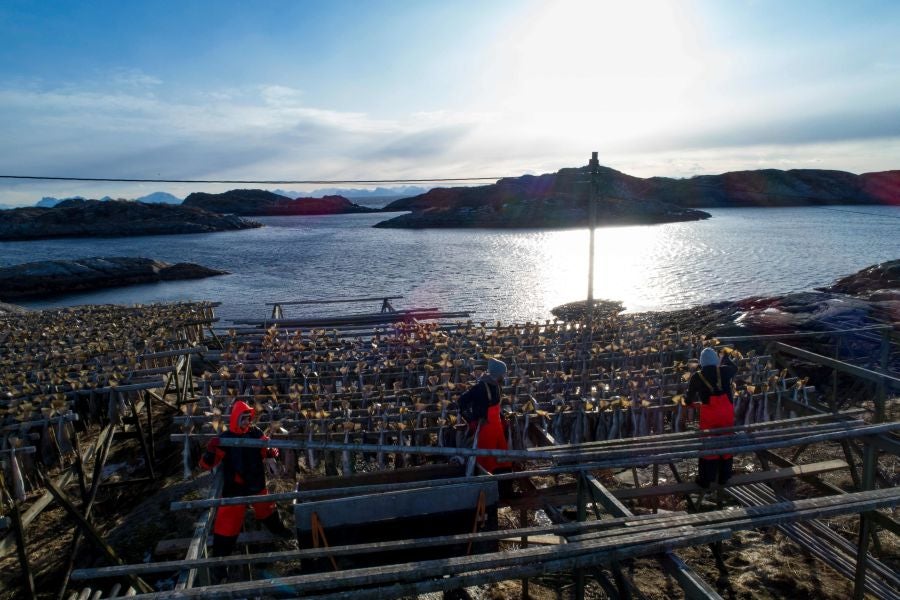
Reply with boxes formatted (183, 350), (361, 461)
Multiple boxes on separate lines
(482, 1), (705, 144)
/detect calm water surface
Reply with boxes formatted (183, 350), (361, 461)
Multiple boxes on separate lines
(2, 206), (897, 325)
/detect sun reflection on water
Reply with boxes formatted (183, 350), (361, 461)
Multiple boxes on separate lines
(520, 224), (686, 314)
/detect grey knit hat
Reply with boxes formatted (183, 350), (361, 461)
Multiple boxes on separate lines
(699, 347), (719, 367)
(487, 357), (507, 380)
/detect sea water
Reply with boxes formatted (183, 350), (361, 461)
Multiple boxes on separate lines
(1, 205), (897, 325)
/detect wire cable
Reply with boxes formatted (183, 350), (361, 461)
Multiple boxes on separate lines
(812, 206), (900, 220)
(0, 175), (505, 184)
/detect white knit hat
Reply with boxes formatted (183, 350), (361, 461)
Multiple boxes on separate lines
(699, 347), (719, 367)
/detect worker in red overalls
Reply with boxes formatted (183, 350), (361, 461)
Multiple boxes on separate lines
(459, 357), (512, 474)
(199, 400), (292, 582)
(687, 347), (738, 488)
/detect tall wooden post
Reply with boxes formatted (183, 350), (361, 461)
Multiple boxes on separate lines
(876, 329), (888, 423)
(586, 151), (600, 329)
(583, 152), (600, 392)
(853, 439), (876, 599)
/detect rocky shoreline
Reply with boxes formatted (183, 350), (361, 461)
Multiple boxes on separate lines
(0, 257), (228, 300)
(0, 199), (261, 241)
(552, 260), (899, 359)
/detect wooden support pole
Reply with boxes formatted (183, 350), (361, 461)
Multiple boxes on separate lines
(124, 393), (155, 480)
(852, 439), (876, 600)
(56, 425), (117, 600)
(0, 426), (106, 559)
(176, 471), (224, 591)
(34, 468), (153, 594)
(574, 472), (587, 600)
(0, 470), (36, 600)
(144, 391), (155, 465)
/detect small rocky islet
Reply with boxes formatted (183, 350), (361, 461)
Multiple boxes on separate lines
(0, 198), (261, 241)
(0, 257), (228, 301)
(182, 189), (377, 216)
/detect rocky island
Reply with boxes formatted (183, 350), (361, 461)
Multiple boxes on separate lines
(0, 256), (228, 300)
(183, 189), (378, 216)
(376, 168), (710, 229)
(0, 199), (261, 241)
(375, 165), (900, 228)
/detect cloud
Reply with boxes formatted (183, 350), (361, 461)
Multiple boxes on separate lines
(108, 68), (163, 88)
(364, 125), (469, 160)
(0, 77), (492, 204)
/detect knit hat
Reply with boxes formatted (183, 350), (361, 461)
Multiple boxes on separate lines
(699, 347), (719, 368)
(487, 357), (507, 380)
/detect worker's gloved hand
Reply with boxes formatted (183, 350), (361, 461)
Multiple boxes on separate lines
(264, 457), (279, 476)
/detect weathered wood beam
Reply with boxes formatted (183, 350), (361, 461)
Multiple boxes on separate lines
(34, 469), (153, 594)
(759, 449), (900, 538)
(584, 474), (723, 600)
(175, 471), (224, 591)
(194, 421), (900, 469)
(716, 325), (891, 342)
(0, 425), (106, 559)
(265, 296), (404, 306)
(93, 526), (732, 598)
(775, 342), (900, 387)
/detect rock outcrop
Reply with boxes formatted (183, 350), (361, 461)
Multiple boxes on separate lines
(0, 301), (28, 315)
(0, 199), (260, 241)
(553, 260), (900, 342)
(183, 189), (378, 216)
(0, 257), (228, 300)
(817, 259), (900, 300)
(377, 166), (900, 228)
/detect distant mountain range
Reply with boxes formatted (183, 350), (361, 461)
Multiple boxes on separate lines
(35, 192), (181, 207)
(273, 186), (430, 200)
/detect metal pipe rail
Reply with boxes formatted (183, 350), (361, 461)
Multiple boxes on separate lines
(176, 421), (900, 467)
(74, 488), (900, 598)
(85, 487), (900, 581)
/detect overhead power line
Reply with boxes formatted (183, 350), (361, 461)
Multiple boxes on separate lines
(812, 206), (900, 220)
(0, 174), (506, 184)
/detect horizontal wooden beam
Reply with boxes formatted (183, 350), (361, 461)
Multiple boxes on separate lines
(265, 296), (404, 306)
(775, 342), (900, 387)
(717, 325), (891, 342)
(71, 488), (900, 586)
(137, 346), (207, 360)
(612, 460), (848, 500)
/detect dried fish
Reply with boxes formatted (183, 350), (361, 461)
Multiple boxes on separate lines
(341, 430), (352, 475)
(306, 426), (317, 472)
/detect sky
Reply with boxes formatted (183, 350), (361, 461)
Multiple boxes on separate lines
(1, 0), (899, 206)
